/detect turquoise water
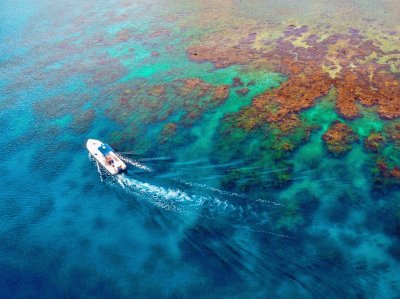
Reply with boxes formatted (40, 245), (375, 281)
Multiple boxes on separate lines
(1, 0), (400, 298)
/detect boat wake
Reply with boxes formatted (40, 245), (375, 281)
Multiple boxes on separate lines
(110, 174), (281, 228)
(113, 174), (194, 212)
(116, 154), (153, 172)
(89, 153), (285, 230)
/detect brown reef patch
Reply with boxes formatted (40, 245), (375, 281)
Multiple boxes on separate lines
(34, 94), (90, 120)
(105, 78), (230, 151)
(188, 25), (399, 190)
(178, 78), (212, 97)
(373, 159), (400, 188)
(364, 131), (385, 153)
(323, 121), (358, 155)
(69, 109), (96, 134)
(391, 167), (400, 178)
(252, 68), (332, 122)
(187, 25), (400, 122)
(387, 124), (400, 145)
(236, 87), (249, 96)
(213, 85), (230, 102)
(232, 77), (244, 87)
(160, 122), (178, 143)
(335, 67), (400, 119)
(148, 84), (166, 96)
(187, 44), (255, 68)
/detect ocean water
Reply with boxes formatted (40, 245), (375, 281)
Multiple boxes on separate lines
(1, 0), (400, 298)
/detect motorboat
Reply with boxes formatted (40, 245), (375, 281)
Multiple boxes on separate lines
(86, 139), (127, 175)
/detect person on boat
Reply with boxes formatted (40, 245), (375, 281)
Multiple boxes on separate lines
(106, 156), (114, 165)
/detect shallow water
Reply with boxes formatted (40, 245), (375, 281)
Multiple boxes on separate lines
(1, 0), (400, 298)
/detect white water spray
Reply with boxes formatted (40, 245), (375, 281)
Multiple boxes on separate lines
(89, 153), (105, 182)
(96, 161), (104, 182)
(88, 154), (284, 228)
(116, 154), (153, 172)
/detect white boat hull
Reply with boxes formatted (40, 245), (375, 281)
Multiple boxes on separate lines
(86, 139), (127, 175)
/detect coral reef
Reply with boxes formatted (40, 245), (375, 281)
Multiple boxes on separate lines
(212, 85), (230, 102)
(188, 24), (399, 190)
(187, 26), (400, 121)
(232, 77), (244, 87)
(387, 124), (400, 146)
(236, 88), (249, 96)
(323, 121), (358, 155)
(69, 109), (96, 134)
(372, 159), (400, 189)
(106, 78), (230, 151)
(160, 123), (178, 143)
(34, 95), (90, 120)
(364, 131), (385, 153)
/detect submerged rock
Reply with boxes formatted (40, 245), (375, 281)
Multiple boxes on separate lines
(232, 77), (244, 87)
(364, 131), (385, 153)
(387, 124), (400, 146)
(69, 109), (96, 134)
(160, 122), (178, 143)
(371, 158), (400, 190)
(235, 87), (249, 96)
(105, 77), (230, 152)
(323, 121), (358, 155)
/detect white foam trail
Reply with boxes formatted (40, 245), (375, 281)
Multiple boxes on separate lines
(237, 226), (291, 238)
(108, 175), (242, 216)
(171, 158), (209, 166)
(119, 175), (192, 202)
(197, 160), (244, 169)
(178, 181), (285, 208)
(178, 180), (246, 198)
(96, 161), (104, 182)
(117, 154), (153, 172)
(112, 175), (192, 212)
(116, 151), (139, 155)
(116, 175), (125, 189)
(88, 156), (278, 226)
(88, 153), (104, 182)
(109, 174), (281, 224)
(255, 198), (285, 206)
(138, 156), (172, 162)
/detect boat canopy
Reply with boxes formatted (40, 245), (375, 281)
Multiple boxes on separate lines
(98, 143), (113, 155)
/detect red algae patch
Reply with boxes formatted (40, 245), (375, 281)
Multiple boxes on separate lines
(323, 121), (358, 155)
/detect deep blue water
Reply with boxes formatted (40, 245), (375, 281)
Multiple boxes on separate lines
(1, 0), (400, 298)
